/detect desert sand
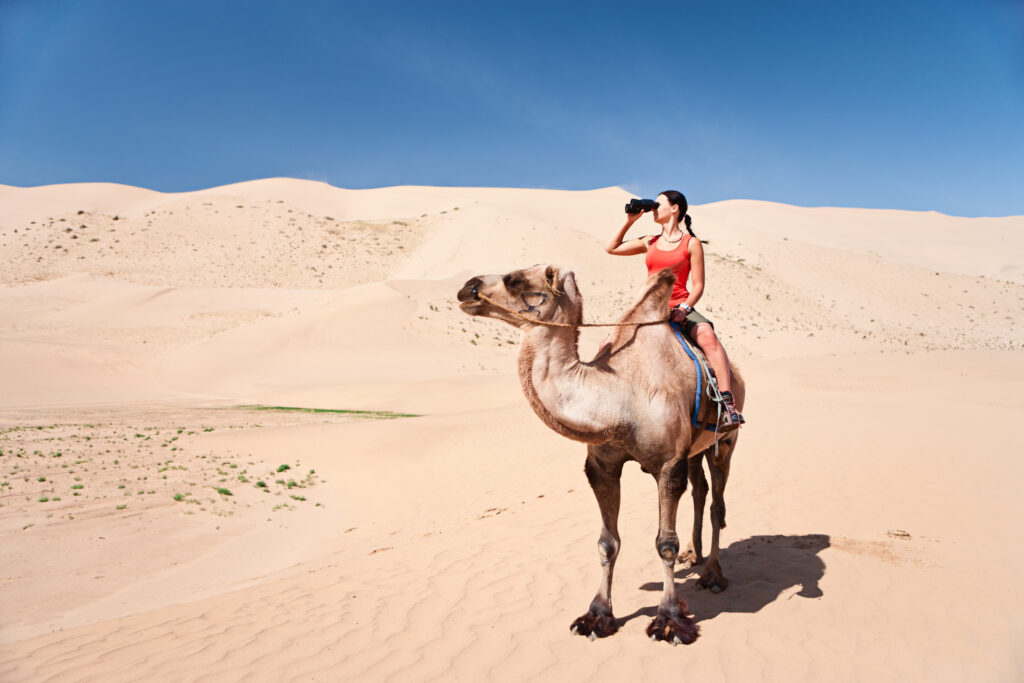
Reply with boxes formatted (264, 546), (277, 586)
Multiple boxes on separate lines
(1, 179), (1022, 681)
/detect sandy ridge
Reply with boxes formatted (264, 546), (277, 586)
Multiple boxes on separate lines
(1, 179), (1023, 681)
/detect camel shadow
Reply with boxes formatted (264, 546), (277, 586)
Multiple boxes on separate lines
(620, 533), (830, 626)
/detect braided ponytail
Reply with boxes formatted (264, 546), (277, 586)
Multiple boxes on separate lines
(661, 190), (707, 244)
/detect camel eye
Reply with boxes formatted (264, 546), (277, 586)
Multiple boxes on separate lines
(503, 273), (526, 293)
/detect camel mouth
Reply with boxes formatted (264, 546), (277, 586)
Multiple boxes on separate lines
(457, 277), (483, 310)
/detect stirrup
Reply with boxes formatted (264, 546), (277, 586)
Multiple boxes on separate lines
(720, 409), (744, 431)
(717, 413), (741, 433)
(715, 389), (744, 432)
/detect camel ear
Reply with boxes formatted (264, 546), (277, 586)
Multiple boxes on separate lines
(544, 265), (561, 295)
(558, 269), (578, 301)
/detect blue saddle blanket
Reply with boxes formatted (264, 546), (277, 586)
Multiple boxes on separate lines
(669, 321), (718, 432)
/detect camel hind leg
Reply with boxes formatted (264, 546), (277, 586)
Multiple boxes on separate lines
(570, 446), (623, 639)
(697, 436), (736, 593)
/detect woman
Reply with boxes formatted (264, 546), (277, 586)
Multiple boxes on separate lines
(605, 190), (744, 430)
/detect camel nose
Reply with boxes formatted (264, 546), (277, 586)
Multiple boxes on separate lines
(457, 277), (483, 303)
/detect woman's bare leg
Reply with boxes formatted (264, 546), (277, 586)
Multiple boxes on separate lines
(691, 323), (731, 393)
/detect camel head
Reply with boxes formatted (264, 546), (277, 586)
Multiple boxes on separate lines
(457, 264), (583, 329)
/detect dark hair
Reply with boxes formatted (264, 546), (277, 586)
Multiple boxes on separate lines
(660, 190), (706, 244)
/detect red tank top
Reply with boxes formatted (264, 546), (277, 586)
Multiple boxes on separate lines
(645, 234), (691, 308)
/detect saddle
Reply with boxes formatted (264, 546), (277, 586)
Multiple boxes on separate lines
(669, 321), (727, 434)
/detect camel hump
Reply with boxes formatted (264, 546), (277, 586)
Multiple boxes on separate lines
(587, 268), (676, 363)
(656, 268), (676, 287)
(596, 268), (675, 355)
(618, 269), (674, 322)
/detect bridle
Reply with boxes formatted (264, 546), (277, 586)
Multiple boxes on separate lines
(517, 291), (548, 315)
(474, 291), (669, 329)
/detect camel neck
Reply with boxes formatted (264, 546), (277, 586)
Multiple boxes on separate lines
(517, 328), (615, 445)
(521, 324), (584, 381)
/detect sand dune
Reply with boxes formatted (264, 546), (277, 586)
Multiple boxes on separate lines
(1, 179), (1022, 681)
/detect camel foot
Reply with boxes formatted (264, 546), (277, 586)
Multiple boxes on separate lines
(570, 610), (618, 639)
(677, 548), (704, 567)
(696, 563), (729, 593)
(646, 599), (699, 645)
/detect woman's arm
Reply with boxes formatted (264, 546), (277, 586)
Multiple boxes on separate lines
(683, 238), (705, 308)
(605, 214), (649, 256)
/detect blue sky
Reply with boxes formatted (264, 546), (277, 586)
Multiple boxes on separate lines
(1, 0), (1022, 216)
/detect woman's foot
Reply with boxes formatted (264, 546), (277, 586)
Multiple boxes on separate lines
(718, 391), (744, 432)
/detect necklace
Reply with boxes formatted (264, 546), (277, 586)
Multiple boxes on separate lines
(661, 231), (683, 243)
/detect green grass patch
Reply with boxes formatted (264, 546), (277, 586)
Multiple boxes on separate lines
(236, 404), (420, 419)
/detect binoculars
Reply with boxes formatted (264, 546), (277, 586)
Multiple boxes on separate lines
(624, 198), (658, 214)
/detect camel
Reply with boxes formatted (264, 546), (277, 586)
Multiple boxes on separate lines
(456, 264), (744, 645)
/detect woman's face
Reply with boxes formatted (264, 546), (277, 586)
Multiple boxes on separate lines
(652, 194), (677, 225)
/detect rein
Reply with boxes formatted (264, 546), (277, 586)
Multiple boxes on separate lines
(476, 292), (669, 328)
(474, 289), (727, 441)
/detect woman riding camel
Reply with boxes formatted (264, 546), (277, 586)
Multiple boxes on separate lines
(605, 190), (744, 431)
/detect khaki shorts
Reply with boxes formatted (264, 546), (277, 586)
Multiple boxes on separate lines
(677, 307), (714, 340)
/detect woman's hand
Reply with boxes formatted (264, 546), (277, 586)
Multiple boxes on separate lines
(669, 307), (688, 323)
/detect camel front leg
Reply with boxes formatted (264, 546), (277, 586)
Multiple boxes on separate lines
(679, 454), (707, 566)
(570, 448), (623, 639)
(697, 439), (735, 592)
(646, 456), (699, 645)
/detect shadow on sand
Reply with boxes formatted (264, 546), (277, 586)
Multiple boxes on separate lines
(620, 533), (830, 626)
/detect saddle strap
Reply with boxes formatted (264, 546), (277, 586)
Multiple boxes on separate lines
(670, 322), (729, 446)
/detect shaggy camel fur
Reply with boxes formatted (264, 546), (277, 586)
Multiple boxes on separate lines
(457, 265), (744, 645)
